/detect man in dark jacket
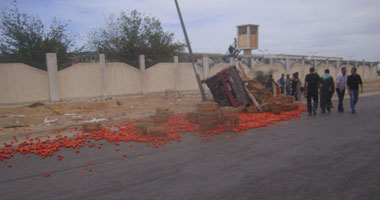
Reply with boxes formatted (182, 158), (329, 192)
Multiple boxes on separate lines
(304, 67), (320, 116)
(320, 69), (335, 113)
(291, 73), (300, 101)
(347, 67), (363, 114)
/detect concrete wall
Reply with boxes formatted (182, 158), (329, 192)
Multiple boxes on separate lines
(1, 55), (379, 105)
(177, 63), (204, 91)
(106, 62), (141, 96)
(0, 63), (50, 104)
(252, 62), (380, 84)
(145, 63), (176, 93)
(209, 63), (231, 78)
(59, 62), (102, 99)
(237, 63), (253, 80)
(370, 66), (379, 80)
(357, 65), (365, 79)
(354, 64), (379, 81)
(363, 65), (371, 80)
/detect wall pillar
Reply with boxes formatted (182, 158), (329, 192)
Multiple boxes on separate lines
(336, 61), (340, 77)
(139, 55), (146, 95)
(301, 58), (305, 80)
(99, 54), (107, 97)
(174, 56), (179, 90)
(203, 56), (210, 78)
(250, 58), (255, 68)
(285, 57), (290, 75)
(46, 53), (61, 102)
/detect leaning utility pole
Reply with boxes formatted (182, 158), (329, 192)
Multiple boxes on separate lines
(174, 0), (207, 101)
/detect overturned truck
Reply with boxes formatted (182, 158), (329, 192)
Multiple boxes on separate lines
(203, 66), (252, 107)
(203, 66), (298, 114)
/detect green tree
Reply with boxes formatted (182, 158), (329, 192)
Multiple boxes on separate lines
(253, 70), (275, 85)
(0, 1), (76, 70)
(88, 10), (184, 68)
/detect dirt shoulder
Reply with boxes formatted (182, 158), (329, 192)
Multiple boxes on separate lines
(0, 80), (379, 143)
(0, 92), (203, 143)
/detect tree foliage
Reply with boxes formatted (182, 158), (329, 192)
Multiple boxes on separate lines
(0, 1), (76, 70)
(88, 10), (184, 67)
(253, 70), (275, 85)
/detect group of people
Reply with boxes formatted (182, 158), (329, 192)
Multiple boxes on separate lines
(276, 72), (302, 100)
(274, 67), (363, 116)
(304, 66), (363, 115)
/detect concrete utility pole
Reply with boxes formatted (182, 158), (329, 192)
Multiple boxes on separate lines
(174, 0), (207, 101)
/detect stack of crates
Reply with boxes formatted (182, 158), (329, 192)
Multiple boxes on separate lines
(134, 108), (174, 137)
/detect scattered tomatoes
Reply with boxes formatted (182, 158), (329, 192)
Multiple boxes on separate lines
(0, 105), (306, 167)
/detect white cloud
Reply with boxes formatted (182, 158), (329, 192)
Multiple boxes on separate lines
(2, 0), (380, 60)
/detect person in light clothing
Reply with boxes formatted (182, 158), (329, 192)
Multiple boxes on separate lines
(336, 67), (347, 113)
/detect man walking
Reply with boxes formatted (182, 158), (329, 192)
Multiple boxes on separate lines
(304, 67), (320, 116)
(320, 69), (335, 113)
(347, 67), (363, 114)
(336, 67), (347, 113)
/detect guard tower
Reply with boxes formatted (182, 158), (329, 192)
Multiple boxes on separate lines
(236, 24), (259, 56)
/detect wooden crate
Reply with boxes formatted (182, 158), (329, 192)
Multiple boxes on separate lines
(83, 122), (101, 133)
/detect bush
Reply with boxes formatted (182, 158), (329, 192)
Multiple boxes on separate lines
(253, 70), (275, 85)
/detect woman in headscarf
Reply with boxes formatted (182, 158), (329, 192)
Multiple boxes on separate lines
(320, 69), (335, 113)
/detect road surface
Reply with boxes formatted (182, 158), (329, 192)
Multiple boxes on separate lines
(1, 94), (380, 200)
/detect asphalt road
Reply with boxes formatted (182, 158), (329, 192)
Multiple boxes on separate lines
(1, 94), (380, 200)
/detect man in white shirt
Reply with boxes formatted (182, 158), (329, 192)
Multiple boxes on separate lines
(336, 67), (347, 113)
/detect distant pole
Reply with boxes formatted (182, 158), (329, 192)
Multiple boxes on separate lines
(174, 0), (207, 101)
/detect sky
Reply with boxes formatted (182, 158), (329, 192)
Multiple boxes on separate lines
(1, 0), (380, 61)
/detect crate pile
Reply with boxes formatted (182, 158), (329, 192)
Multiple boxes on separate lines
(244, 80), (299, 114)
(220, 107), (242, 131)
(186, 102), (244, 132)
(247, 94), (298, 114)
(83, 122), (101, 133)
(197, 102), (221, 131)
(246, 80), (273, 104)
(273, 95), (299, 111)
(135, 108), (174, 137)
